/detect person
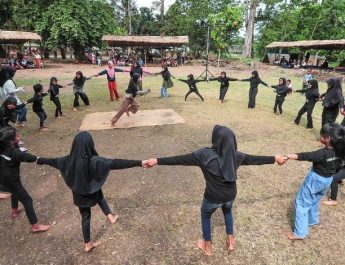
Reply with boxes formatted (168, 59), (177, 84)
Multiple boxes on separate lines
(209, 72), (239, 103)
(271, 77), (292, 115)
(0, 67), (27, 126)
(178, 74), (205, 102)
(294, 79), (320, 129)
(47, 77), (65, 118)
(143, 125), (286, 255)
(26, 84), (49, 131)
(130, 61), (152, 91)
(0, 126), (51, 232)
(322, 162), (345, 206)
(302, 68), (313, 89)
(240, 71), (269, 108)
(285, 123), (345, 240)
(36, 131), (144, 252)
(154, 65), (174, 98)
(96, 61), (128, 101)
(111, 74), (150, 126)
(0, 97), (26, 128)
(320, 77), (343, 126)
(68, 71), (92, 111)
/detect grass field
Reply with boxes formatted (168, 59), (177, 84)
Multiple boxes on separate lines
(0, 62), (344, 265)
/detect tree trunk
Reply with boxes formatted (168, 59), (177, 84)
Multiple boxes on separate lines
(73, 44), (87, 61)
(217, 49), (221, 68)
(160, 0), (164, 35)
(243, 0), (259, 58)
(128, 0), (132, 35)
(60, 47), (66, 59)
(43, 48), (50, 59)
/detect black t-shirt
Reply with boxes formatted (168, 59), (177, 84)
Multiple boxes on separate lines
(157, 152), (275, 203)
(297, 147), (338, 177)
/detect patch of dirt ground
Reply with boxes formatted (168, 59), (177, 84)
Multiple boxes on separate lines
(1, 62), (345, 265)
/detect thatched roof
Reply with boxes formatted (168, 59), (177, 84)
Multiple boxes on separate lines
(102, 35), (189, 47)
(0, 30), (42, 44)
(266, 40), (345, 50)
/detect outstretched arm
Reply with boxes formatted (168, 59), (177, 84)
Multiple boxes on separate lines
(240, 153), (285, 166)
(144, 153), (200, 168)
(110, 159), (142, 170)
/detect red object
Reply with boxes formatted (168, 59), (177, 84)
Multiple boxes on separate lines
(108, 81), (120, 101)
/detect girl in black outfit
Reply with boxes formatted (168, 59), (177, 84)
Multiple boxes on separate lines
(240, 70), (269, 108)
(294, 79), (320, 129)
(0, 97), (26, 128)
(320, 77), (343, 126)
(48, 77), (65, 118)
(26, 84), (49, 131)
(178, 74), (205, 102)
(0, 126), (50, 232)
(130, 61), (152, 91)
(209, 71), (239, 103)
(143, 125), (285, 255)
(271, 77), (292, 115)
(37, 131), (144, 252)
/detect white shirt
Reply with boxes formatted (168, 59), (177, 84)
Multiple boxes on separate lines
(0, 80), (24, 104)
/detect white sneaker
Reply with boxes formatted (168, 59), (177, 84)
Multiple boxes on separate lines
(19, 147), (28, 152)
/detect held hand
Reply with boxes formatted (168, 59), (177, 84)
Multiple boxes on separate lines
(143, 158), (158, 168)
(340, 108), (345, 116)
(275, 155), (286, 165)
(286, 154), (298, 160)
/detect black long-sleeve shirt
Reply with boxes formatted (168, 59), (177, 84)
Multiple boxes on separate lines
(0, 147), (37, 185)
(27, 93), (48, 112)
(178, 79), (205, 91)
(37, 157), (142, 170)
(157, 152), (275, 203)
(297, 147), (338, 177)
(295, 87), (319, 102)
(241, 77), (268, 89)
(48, 84), (63, 100)
(209, 76), (237, 89)
(0, 103), (25, 127)
(272, 84), (292, 100)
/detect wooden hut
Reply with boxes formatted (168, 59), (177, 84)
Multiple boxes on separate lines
(266, 39), (345, 50)
(0, 30), (41, 44)
(102, 35), (189, 64)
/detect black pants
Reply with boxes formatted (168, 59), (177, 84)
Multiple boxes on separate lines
(219, 87), (229, 101)
(322, 106), (339, 126)
(34, 110), (47, 127)
(248, 87), (258, 108)
(185, 90), (204, 101)
(51, 97), (62, 117)
(294, 101), (316, 128)
(4, 181), (38, 224)
(329, 169), (345, 200)
(273, 98), (284, 114)
(78, 197), (111, 243)
(74, 93), (90, 108)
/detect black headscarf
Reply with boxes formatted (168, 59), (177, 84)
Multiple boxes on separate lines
(193, 125), (245, 182)
(323, 77), (343, 107)
(73, 71), (86, 87)
(0, 97), (18, 124)
(0, 67), (16, 87)
(252, 70), (259, 78)
(53, 131), (113, 195)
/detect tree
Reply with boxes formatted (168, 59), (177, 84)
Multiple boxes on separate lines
(36, 0), (120, 60)
(243, 0), (260, 58)
(209, 5), (243, 63)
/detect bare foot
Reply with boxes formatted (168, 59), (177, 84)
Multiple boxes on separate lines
(57, 116), (62, 119)
(107, 213), (118, 224)
(85, 241), (101, 252)
(110, 118), (117, 126)
(322, 199), (337, 206)
(31, 223), (51, 232)
(0, 192), (11, 200)
(39, 127), (48, 132)
(197, 239), (212, 256)
(125, 110), (130, 117)
(226, 235), (235, 251)
(73, 108), (78, 111)
(286, 231), (304, 240)
(11, 208), (22, 219)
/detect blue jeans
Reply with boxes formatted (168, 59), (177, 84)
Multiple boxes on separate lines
(34, 110), (47, 127)
(293, 170), (333, 238)
(201, 198), (234, 241)
(160, 87), (168, 97)
(16, 106), (27, 123)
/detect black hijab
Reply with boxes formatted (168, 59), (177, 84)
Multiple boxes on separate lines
(193, 125), (245, 182)
(0, 67), (16, 87)
(323, 77), (343, 107)
(73, 71), (86, 87)
(0, 97), (18, 124)
(252, 70), (259, 78)
(54, 132), (113, 195)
